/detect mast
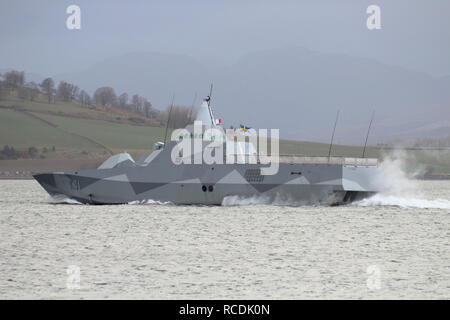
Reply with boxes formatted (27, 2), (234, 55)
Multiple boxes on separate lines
(362, 111), (375, 158)
(328, 110), (340, 160)
(163, 93), (175, 146)
(206, 83), (215, 126)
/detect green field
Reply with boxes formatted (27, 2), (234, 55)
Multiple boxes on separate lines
(0, 108), (98, 150)
(276, 138), (381, 158)
(0, 90), (164, 158)
(33, 112), (166, 155)
(1, 91), (450, 174)
(0, 90), (158, 125)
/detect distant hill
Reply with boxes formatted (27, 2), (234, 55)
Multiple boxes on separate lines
(55, 47), (450, 144)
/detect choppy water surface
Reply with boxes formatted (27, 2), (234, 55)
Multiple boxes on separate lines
(0, 180), (449, 299)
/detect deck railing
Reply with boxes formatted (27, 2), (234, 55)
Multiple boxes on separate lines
(277, 155), (378, 166)
(223, 154), (379, 166)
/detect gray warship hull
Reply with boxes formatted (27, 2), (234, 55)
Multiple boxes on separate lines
(34, 148), (381, 205)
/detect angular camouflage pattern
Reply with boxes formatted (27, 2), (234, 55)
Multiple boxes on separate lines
(34, 141), (381, 205)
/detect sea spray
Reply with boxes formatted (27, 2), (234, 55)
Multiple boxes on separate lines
(221, 192), (332, 206)
(354, 150), (450, 209)
(222, 194), (273, 206)
(372, 150), (422, 197)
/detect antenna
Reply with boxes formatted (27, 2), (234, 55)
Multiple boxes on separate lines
(207, 83), (215, 126)
(207, 83), (213, 106)
(362, 111), (375, 158)
(163, 93), (175, 147)
(328, 110), (340, 159)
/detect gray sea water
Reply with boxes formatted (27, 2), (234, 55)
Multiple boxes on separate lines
(0, 179), (449, 299)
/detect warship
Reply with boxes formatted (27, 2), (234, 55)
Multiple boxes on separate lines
(34, 97), (382, 205)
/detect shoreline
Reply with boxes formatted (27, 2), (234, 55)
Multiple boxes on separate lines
(0, 158), (102, 180)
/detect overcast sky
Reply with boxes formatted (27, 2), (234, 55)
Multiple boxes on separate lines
(1, 0), (449, 77)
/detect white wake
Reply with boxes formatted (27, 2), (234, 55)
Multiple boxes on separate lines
(127, 199), (173, 205)
(221, 193), (329, 206)
(222, 195), (273, 206)
(48, 195), (82, 204)
(353, 151), (450, 209)
(354, 194), (450, 209)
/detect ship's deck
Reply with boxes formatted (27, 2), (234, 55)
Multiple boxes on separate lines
(226, 155), (379, 166)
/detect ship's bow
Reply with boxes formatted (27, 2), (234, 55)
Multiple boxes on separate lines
(33, 173), (60, 196)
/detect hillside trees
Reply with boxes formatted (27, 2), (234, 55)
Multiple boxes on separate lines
(39, 78), (55, 103)
(94, 87), (117, 107)
(116, 92), (158, 118)
(131, 94), (143, 113)
(129, 94), (158, 118)
(0, 81), (6, 100)
(0, 145), (19, 160)
(143, 98), (152, 118)
(118, 92), (128, 109)
(4, 70), (25, 88)
(78, 90), (91, 105)
(1, 69), (163, 122)
(57, 81), (79, 102)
